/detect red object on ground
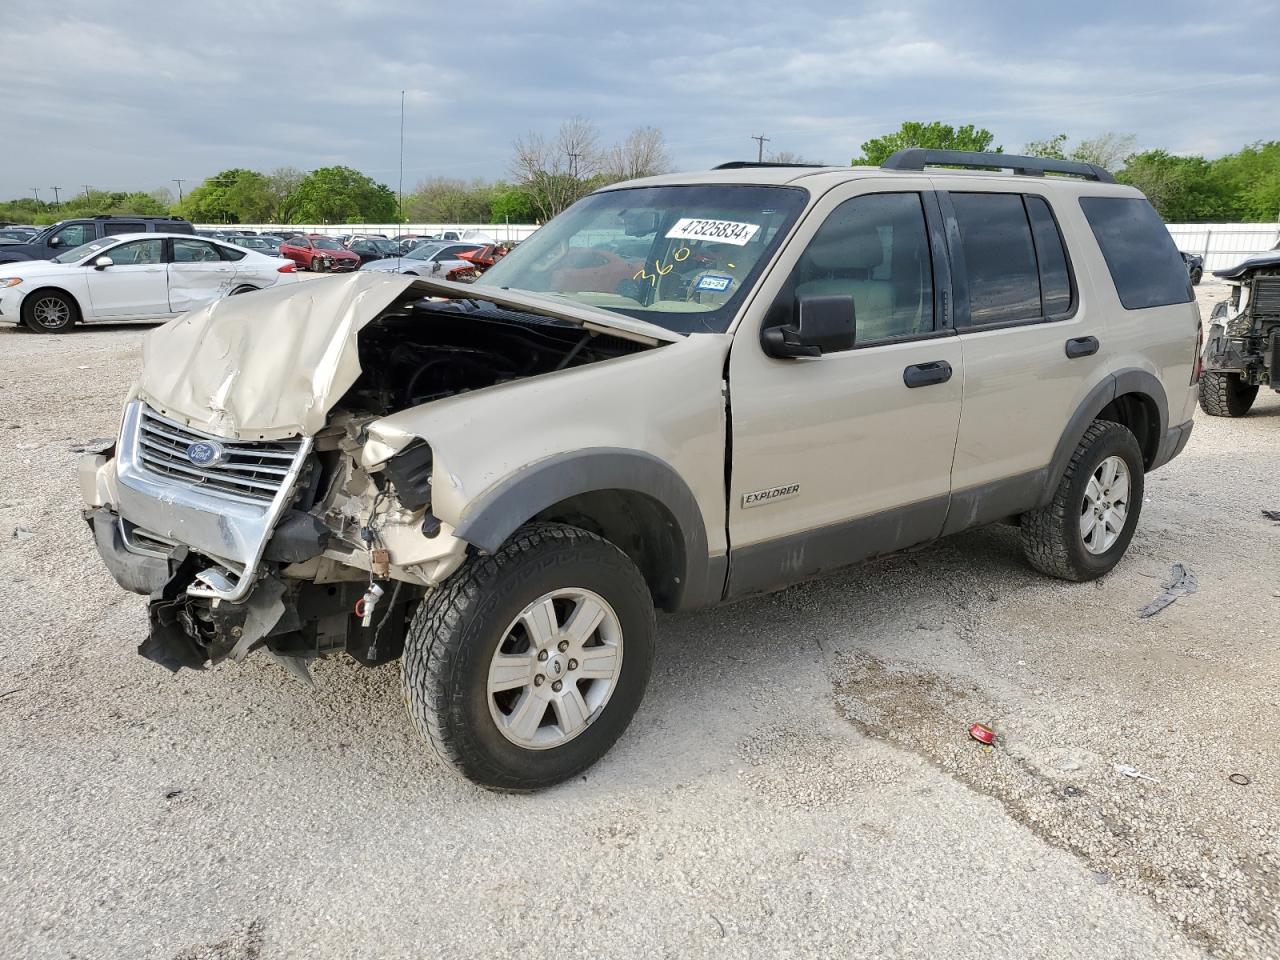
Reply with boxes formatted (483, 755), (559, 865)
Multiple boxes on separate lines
(968, 723), (996, 745)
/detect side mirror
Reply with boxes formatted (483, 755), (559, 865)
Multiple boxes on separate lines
(93, 255), (114, 270)
(761, 294), (856, 359)
(48, 236), (62, 247)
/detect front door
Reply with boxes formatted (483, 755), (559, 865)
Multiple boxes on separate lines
(726, 186), (963, 597)
(84, 238), (169, 318)
(168, 238), (238, 312)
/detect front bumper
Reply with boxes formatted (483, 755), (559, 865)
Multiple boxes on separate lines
(105, 401), (313, 602)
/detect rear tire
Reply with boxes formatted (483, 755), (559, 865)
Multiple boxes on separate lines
(1198, 371), (1257, 417)
(401, 523), (655, 792)
(1020, 420), (1145, 582)
(1190, 267), (1203, 285)
(22, 290), (78, 333)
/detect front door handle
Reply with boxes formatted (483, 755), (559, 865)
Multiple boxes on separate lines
(903, 360), (953, 388)
(1066, 336), (1100, 358)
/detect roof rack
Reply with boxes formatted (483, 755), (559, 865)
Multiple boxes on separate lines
(713, 161), (825, 170)
(881, 149), (1115, 183)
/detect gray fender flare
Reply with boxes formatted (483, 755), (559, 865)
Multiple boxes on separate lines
(452, 448), (715, 610)
(1039, 368), (1169, 505)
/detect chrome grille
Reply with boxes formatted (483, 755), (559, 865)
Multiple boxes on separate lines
(136, 405), (304, 503)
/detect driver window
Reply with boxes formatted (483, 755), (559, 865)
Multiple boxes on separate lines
(790, 193), (935, 347)
(54, 223), (94, 247)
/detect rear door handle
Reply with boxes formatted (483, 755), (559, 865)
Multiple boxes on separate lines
(1066, 336), (1100, 358)
(903, 360), (953, 388)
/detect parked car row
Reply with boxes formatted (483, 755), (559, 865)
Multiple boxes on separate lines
(0, 233), (297, 332)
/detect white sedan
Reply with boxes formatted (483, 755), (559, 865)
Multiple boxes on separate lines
(0, 233), (299, 333)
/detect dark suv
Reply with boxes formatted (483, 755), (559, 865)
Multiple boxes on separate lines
(0, 216), (194, 264)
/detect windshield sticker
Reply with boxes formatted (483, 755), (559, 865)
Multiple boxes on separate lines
(665, 218), (760, 246)
(695, 274), (733, 293)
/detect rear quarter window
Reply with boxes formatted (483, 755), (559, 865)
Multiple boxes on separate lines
(1079, 196), (1191, 310)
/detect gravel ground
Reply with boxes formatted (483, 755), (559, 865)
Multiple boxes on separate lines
(1, 279), (1276, 960)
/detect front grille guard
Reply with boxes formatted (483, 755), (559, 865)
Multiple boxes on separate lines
(115, 400), (314, 604)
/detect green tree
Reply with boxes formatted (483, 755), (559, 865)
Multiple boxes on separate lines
(1211, 141), (1280, 221)
(179, 168), (277, 223)
(489, 186), (539, 224)
(1115, 150), (1231, 220)
(288, 166), (397, 223)
(1023, 134), (1068, 160)
(406, 178), (494, 222)
(853, 122), (1000, 166)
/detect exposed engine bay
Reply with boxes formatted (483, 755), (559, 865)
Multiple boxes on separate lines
(337, 296), (644, 416)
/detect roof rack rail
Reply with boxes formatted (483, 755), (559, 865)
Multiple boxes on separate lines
(881, 148), (1115, 183)
(713, 161), (825, 170)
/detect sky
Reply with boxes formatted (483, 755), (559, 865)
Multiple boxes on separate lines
(0, 0), (1276, 201)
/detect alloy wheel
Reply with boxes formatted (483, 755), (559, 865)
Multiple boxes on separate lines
(1080, 455), (1130, 554)
(486, 588), (624, 750)
(32, 296), (71, 329)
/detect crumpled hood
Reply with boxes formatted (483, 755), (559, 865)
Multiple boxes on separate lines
(135, 272), (680, 441)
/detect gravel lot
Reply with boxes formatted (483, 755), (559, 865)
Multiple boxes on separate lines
(1, 279), (1277, 960)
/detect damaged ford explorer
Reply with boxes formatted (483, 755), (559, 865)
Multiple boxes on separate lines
(82, 151), (1200, 790)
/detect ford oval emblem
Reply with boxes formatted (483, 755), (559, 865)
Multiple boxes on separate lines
(186, 440), (227, 467)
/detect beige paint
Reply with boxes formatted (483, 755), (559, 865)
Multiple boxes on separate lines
(365, 333), (733, 557)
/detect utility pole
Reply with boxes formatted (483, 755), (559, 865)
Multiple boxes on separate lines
(50, 186), (61, 206)
(567, 151), (581, 179)
(30, 188), (41, 205)
(172, 178), (186, 205)
(751, 134), (770, 162)
(82, 185), (93, 198)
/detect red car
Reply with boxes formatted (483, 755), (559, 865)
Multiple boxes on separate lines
(278, 234), (361, 273)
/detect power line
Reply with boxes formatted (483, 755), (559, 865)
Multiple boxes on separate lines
(751, 134), (771, 162)
(50, 186), (61, 206)
(30, 188), (40, 205)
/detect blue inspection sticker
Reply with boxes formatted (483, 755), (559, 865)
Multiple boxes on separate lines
(695, 274), (733, 293)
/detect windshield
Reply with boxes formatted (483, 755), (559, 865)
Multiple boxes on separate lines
(312, 238), (342, 250)
(52, 238), (116, 264)
(476, 184), (807, 333)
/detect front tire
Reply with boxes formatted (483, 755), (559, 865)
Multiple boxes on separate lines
(22, 290), (78, 333)
(1020, 420), (1145, 582)
(1198, 371), (1257, 417)
(402, 523), (655, 792)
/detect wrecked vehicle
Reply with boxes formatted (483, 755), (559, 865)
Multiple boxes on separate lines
(83, 150), (1200, 790)
(1199, 250), (1280, 417)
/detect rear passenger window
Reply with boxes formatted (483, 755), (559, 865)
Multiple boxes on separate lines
(1079, 196), (1192, 310)
(103, 221), (146, 236)
(1025, 197), (1073, 315)
(950, 193), (1041, 326)
(217, 244), (246, 262)
(790, 192), (935, 347)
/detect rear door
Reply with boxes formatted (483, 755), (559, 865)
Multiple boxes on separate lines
(932, 183), (1104, 530)
(167, 237), (237, 312)
(726, 185), (963, 596)
(84, 238), (170, 318)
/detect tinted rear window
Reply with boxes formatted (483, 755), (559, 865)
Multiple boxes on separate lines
(1026, 197), (1072, 315)
(950, 192), (1041, 326)
(1079, 197), (1191, 310)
